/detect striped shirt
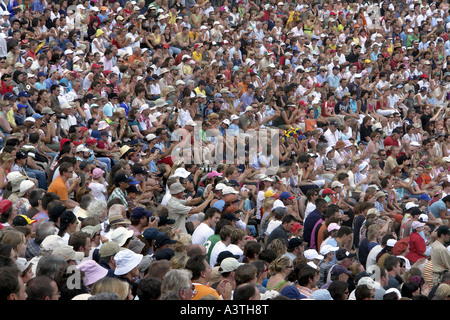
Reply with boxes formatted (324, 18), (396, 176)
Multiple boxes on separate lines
(108, 188), (129, 210)
(296, 285), (313, 298)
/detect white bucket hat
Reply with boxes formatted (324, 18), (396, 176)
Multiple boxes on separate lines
(114, 248), (143, 276)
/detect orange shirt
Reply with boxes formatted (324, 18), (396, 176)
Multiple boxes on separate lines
(127, 54), (143, 66)
(47, 176), (69, 201)
(304, 118), (317, 132)
(192, 283), (221, 300)
(316, 223), (327, 251)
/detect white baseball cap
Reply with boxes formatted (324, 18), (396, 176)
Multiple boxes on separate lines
(304, 249), (324, 260)
(320, 244), (339, 256)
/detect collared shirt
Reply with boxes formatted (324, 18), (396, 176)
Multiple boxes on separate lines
(430, 240), (450, 273)
(296, 285), (313, 298)
(167, 196), (192, 234)
(108, 187), (129, 210)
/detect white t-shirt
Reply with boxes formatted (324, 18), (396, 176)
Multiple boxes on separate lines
(365, 244), (382, 269)
(209, 241), (227, 268)
(226, 243), (244, 262)
(191, 223), (214, 246)
(265, 220), (282, 236)
(88, 182), (107, 202)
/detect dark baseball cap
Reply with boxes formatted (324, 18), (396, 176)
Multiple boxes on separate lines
(114, 174), (132, 183)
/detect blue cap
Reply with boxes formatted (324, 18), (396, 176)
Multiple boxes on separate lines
(17, 104), (28, 109)
(279, 192), (295, 200)
(142, 228), (162, 241)
(18, 91), (30, 98)
(3, 92), (16, 100)
(37, 72), (47, 78)
(128, 177), (140, 185)
(31, 113), (44, 119)
(419, 193), (431, 202)
(280, 285), (307, 300)
(130, 206), (152, 219)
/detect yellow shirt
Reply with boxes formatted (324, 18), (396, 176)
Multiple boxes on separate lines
(169, 12), (177, 24)
(193, 51), (202, 62)
(7, 108), (15, 127)
(194, 87), (206, 96)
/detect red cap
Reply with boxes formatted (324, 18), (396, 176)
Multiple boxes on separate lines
(92, 63), (101, 69)
(60, 138), (71, 151)
(291, 222), (303, 234)
(86, 137), (97, 145)
(393, 236), (409, 255)
(299, 100), (308, 106)
(80, 127), (88, 133)
(163, 44), (170, 49)
(322, 188), (336, 195)
(0, 199), (12, 215)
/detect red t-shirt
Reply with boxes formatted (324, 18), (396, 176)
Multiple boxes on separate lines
(383, 136), (400, 156)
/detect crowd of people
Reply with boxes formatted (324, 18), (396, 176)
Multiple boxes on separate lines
(0, 0), (449, 302)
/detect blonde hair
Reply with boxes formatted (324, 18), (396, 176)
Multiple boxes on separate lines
(173, 233), (192, 253)
(0, 152), (14, 164)
(269, 256), (291, 274)
(435, 283), (450, 298)
(90, 276), (131, 300)
(269, 238), (287, 259)
(170, 253), (189, 270)
(0, 228), (25, 253)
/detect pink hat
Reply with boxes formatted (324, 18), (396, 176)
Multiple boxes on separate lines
(92, 168), (104, 179)
(411, 221), (425, 230)
(207, 170), (222, 179)
(77, 260), (108, 286)
(327, 223), (341, 232)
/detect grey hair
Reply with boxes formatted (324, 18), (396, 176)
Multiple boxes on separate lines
(35, 221), (58, 245)
(87, 199), (108, 220)
(108, 204), (126, 217)
(161, 269), (192, 300)
(35, 255), (67, 278)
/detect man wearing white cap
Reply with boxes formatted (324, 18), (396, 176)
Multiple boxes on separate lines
(318, 244), (339, 287)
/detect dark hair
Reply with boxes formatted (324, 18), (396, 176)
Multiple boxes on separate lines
(243, 241), (262, 263)
(383, 255), (400, 272)
(136, 277), (162, 301)
(281, 214), (297, 225)
(355, 284), (373, 300)
(0, 266), (21, 300)
(401, 281), (420, 298)
(68, 231), (90, 252)
(297, 264), (318, 286)
(184, 254), (207, 280)
(327, 280), (349, 300)
(233, 283), (257, 300)
(25, 275), (56, 300)
(41, 192), (61, 210)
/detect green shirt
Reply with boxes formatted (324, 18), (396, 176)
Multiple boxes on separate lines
(204, 234), (220, 265)
(108, 188), (129, 210)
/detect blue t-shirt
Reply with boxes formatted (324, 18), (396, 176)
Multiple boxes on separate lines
(212, 199), (226, 212)
(430, 200), (446, 219)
